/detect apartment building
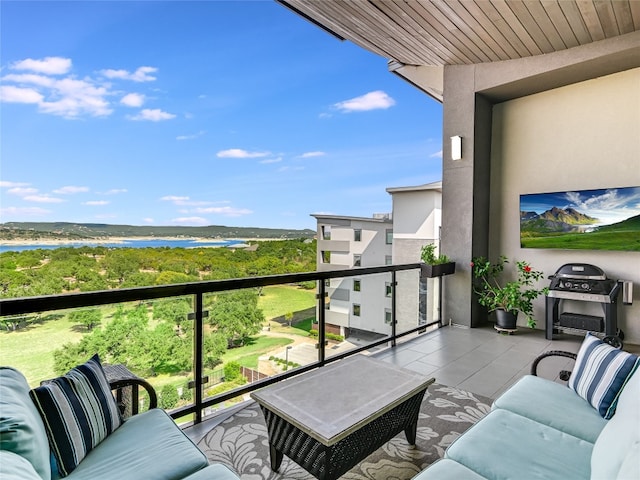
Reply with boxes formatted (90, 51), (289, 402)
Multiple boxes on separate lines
(312, 181), (443, 339)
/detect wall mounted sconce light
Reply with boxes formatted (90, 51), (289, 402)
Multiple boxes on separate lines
(451, 135), (462, 160)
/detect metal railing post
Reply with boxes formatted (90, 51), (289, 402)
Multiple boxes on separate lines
(193, 292), (204, 424)
(391, 271), (397, 347)
(317, 280), (326, 365)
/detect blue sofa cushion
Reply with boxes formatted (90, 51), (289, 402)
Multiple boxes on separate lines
(0, 367), (51, 480)
(412, 458), (488, 479)
(568, 333), (639, 419)
(492, 375), (607, 443)
(29, 355), (122, 477)
(446, 409), (594, 480)
(182, 464), (240, 479)
(0, 450), (42, 480)
(64, 408), (209, 480)
(591, 367), (640, 480)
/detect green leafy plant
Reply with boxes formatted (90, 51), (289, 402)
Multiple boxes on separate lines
(471, 256), (548, 328)
(420, 243), (451, 265)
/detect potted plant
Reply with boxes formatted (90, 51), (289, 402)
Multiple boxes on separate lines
(420, 243), (456, 278)
(471, 255), (547, 329)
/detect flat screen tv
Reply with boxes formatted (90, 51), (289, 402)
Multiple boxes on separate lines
(520, 186), (640, 251)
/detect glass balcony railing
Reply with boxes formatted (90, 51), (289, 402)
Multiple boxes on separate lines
(0, 262), (442, 426)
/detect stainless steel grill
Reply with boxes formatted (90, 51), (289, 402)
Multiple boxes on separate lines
(545, 264), (624, 346)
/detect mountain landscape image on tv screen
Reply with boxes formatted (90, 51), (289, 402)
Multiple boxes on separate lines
(520, 186), (640, 251)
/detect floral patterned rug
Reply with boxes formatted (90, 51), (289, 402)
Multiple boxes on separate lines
(198, 383), (492, 479)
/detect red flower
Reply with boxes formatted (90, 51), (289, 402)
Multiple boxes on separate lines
(524, 265), (532, 273)
(470, 262), (474, 267)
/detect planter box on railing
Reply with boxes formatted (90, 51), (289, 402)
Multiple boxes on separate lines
(420, 262), (456, 278)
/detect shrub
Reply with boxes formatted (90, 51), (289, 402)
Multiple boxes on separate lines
(224, 361), (242, 382)
(159, 384), (179, 410)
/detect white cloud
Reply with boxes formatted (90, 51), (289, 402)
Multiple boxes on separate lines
(94, 213), (117, 219)
(129, 108), (176, 121)
(333, 90), (396, 112)
(11, 57), (71, 75)
(0, 206), (52, 216)
(0, 58), (170, 119)
(171, 216), (209, 226)
(84, 200), (109, 206)
(7, 187), (38, 196)
(0, 181), (30, 188)
(260, 157), (282, 164)
(299, 151), (326, 158)
(142, 217), (155, 224)
(101, 188), (127, 195)
(194, 206), (253, 217)
(53, 186), (89, 194)
(39, 77), (112, 118)
(161, 195), (190, 202)
(217, 148), (270, 159)
(24, 194), (64, 203)
(101, 66), (158, 82)
(430, 150), (443, 158)
(120, 93), (145, 107)
(0, 85), (44, 104)
(176, 130), (205, 141)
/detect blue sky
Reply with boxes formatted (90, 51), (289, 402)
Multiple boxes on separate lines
(1, 1), (443, 230)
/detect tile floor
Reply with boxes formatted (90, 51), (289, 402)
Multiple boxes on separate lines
(187, 324), (640, 443)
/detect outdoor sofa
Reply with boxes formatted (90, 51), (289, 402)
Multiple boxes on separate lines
(0, 356), (239, 480)
(413, 333), (640, 480)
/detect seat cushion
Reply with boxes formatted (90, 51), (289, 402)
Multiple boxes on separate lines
(492, 375), (607, 443)
(568, 333), (639, 419)
(182, 464), (241, 480)
(446, 409), (594, 480)
(412, 459), (488, 479)
(0, 450), (42, 480)
(29, 354), (122, 477)
(591, 368), (640, 480)
(0, 367), (51, 480)
(65, 408), (208, 480)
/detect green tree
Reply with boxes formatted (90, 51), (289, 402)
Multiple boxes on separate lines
(153, 298), (191, 335)
(159, 384), (179, 409)
(208, 290), (264, 347)
(68, 308), (102, 331)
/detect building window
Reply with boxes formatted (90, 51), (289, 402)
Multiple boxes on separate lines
(353, 279), (361, 292)
(322, 225), (331, 240)
(353, 304), (361, 316)
(353, 254), (361, 267)
(321, 251), (331, 263)
(385, 229), (393, 245)
(385, 281), (393, 297)
(354, 229), (362, 242)
(385, 255), (392, 265)
(385, 309), (392, 324)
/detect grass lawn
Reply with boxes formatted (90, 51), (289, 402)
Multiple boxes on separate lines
(258, 285), (315, 320)
(0, 312), (86, 387)
(1, 288), (307, 388)
(221, 335), (293, 368)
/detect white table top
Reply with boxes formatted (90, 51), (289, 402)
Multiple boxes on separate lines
(250, 355), (434, 446)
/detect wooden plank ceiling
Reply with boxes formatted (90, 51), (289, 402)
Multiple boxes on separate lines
(278, 1), (640, 67)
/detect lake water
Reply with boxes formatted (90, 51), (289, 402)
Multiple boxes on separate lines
(0, 238), (245, 253)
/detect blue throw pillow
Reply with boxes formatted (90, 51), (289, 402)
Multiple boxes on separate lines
(29, 354), (122, 477)
(568, 333), (639, 419)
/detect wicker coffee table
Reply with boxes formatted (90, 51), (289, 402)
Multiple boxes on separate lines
(250, 355), (434, 480)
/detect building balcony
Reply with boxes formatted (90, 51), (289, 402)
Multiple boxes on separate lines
(3, 266), (636, 479)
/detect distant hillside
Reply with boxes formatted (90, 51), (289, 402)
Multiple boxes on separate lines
(521, 207), (597, 234)
(595, 214), (640, 232)
(0, 222), (316, 240)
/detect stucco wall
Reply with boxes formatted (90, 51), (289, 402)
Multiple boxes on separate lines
(490, 68), (640, 342)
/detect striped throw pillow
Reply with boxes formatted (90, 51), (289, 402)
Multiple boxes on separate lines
(29, 355), (122, 477)
(568, 333), (639, 419)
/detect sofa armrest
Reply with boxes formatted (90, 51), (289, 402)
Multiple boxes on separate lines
(103, 364), (157, 415)
(530, 350), (577, 381)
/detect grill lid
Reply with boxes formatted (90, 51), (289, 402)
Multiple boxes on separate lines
(552, 263), (606, 280)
